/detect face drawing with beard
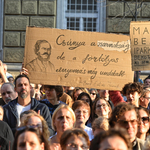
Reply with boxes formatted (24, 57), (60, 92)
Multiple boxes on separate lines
(37, 42), (51, 61)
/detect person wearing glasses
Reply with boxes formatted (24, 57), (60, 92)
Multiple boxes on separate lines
(20, 112), (50, 141)
(137, 107), (150, 141)
(139, 89), (150, 110)
(13, 126), (50, 150)
(60, 128), (90, 150)
(92, 98), (112, 121)
(89, 88), (98, 102)
(72, 100), (94, 141)
(109, 103), (145, 150)
(77, 92), (93, 127)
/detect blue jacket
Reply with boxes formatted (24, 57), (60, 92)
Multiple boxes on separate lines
(3, 97), (54, 136)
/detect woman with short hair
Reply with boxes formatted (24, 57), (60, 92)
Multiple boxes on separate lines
(50, 104), (76, 149)
(72, 100), (94, 140)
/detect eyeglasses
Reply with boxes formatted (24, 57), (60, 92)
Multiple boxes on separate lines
(91, 93), (96, 95)
(66, 143), (89, 150)
(117, 119), (138, 127)
(75, 110), (89, 115)
(96, 103), (107, 109)
(141, 117), (149, 124)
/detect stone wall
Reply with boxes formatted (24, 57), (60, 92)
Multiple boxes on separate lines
(106, 0), (150, 33)
(3, 0), (56, 63)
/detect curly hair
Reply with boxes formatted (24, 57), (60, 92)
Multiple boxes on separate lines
(20, 113), (50, 141)
(90, 128), (132, 150)
(122, 82), (143, 96)
(60, 128), (90, 150)
(109, 103), (139, 128)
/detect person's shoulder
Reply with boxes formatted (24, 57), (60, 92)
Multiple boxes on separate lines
(32, 98), (48, 108)
(3, 99), (17, 108)
(0, 120), (11, 131)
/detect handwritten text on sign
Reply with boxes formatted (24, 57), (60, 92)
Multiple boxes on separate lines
(130, 21), (150, 71)
(24, 27), (133, 90)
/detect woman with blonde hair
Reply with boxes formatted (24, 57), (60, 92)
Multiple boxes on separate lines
(20, 112), (50, 141)
(50, 104), (76, 149)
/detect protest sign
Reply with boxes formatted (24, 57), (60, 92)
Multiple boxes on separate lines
(130, 21), (150, 71)
(24, 26), (133, 90)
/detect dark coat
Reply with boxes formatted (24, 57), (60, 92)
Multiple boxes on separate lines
(0, 121), (14, 150)
(3, 97), (54, 136)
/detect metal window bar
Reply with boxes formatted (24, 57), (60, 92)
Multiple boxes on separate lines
(66, 0), (98, 31)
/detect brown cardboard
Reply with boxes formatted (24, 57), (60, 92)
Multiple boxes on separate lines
(130, 21), (150, 71)
(24, 26), (133, 90)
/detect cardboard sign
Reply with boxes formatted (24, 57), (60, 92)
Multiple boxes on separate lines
(130, 21), (150, 71)
(24, 27), (133, 90)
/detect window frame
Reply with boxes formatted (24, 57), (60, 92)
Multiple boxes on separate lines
(56, 0), (106, 32)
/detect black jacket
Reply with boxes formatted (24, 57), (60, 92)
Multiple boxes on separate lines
(0, 121), (14, 150)
(3, 97), (54, 136)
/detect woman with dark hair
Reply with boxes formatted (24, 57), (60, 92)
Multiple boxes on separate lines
(13, 127), (50, 150)
(92, 98), (112, 121)
(60, 128), (90, 150)
(77, 92), (93, 127)
(89, 88), (98, 102)
(137, 107), (150, 140)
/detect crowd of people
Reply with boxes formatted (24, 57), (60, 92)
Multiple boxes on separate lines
(1, 60), (150, 150)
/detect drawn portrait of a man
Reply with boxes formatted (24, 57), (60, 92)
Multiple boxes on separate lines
(26, 40), (55, 72)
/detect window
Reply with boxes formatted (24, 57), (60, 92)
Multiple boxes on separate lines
(57, 0), (106, 32)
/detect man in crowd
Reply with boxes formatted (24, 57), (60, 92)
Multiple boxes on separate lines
(109, 103), (144, 150)
(122, 82), (143, 107)
(3, 74), (54, 136)
(1, 83), (17, 104)
(40, 85), (65, 116)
